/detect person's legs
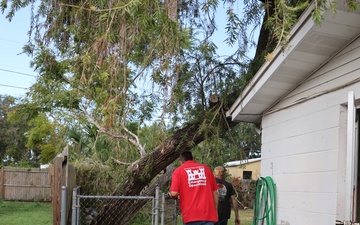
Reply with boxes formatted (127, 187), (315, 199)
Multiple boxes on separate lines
(214, 219), (228, 225)
(184, 221), (215, 225)
(200, 222), (215, 225)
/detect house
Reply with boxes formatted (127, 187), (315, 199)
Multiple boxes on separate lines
(224, 158), (261, 180)
(226, 0), (360, 224)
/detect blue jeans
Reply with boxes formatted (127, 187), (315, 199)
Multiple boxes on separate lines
(214, 219), (228, 225)
(184, 222), (215, 225)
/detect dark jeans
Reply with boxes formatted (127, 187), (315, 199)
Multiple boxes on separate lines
(214, 219), (228, 225)
(184, 221), (215, 225)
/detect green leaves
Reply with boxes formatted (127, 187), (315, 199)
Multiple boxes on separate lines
(346, 0), (359, 11)
(312, 0), (358, 25)
(225, 7), (241, 46)
(3, 0), (356, 177)
(0, 95), (38, 166)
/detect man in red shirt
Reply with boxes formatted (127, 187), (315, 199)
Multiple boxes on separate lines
(169, 151), (219, 225)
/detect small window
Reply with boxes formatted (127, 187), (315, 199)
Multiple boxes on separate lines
(243, 171), (252, 180)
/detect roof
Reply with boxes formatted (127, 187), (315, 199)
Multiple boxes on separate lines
(226, 0), (360, 124)
(224, 158), (261, 167)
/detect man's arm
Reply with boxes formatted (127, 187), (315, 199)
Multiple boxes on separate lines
(213, 190), (218, 212)
(231, 195), (240, 225)
(169, 191), (180, 199)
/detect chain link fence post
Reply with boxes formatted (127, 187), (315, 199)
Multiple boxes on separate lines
(173, 199), (178, 225)
(71, 186), (80, 225)
(154, 186), (160, 225)
(161, 193), (165, 225)
(61, 186), (67, 225)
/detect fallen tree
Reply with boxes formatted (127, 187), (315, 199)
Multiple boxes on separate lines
(1, 0), (282, 224)
(92, 0), (281, 222)
(95, 100), (239, 224)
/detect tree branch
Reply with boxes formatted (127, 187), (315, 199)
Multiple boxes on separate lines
(112, 157), (131, 166)
(123, 126), (146, 157)
(85, 114), (145, 154)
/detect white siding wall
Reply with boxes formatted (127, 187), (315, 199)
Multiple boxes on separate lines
(261, 37), (360, 225)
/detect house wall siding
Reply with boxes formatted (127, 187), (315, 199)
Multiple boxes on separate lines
(260, 36), (360, 224)
(226, 161), (261, 180)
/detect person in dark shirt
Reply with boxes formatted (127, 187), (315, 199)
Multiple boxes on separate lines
(214, 166), (240, 225)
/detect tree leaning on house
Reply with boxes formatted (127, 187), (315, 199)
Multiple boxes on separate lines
(1, 0), (358, 224)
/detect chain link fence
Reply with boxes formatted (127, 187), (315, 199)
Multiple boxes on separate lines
(69, 186), (181, 225)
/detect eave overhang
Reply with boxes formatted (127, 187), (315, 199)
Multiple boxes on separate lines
(227, 0), (360, 124)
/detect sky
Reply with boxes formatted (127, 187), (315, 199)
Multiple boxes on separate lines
(0, 7), (37, 98)
(0, 3), (252, 98)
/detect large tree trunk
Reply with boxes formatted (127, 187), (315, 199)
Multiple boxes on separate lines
(248, 0), (276, 78)
(253, 0), (276, 60)
(92, 165), (176, 224)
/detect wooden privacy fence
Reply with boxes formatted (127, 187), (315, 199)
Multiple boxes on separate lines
(51, 146), (76, 225)
(0, 167), (51, 201)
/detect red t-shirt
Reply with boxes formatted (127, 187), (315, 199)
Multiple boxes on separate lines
(170, 160), (218, 223)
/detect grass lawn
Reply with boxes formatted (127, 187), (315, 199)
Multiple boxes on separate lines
(0, 200), (52, 225)
(232, 209), (253, 225)
(0, 200), (253, 225)
(175, 209), (254, 225)
(210, 209), (253, 225)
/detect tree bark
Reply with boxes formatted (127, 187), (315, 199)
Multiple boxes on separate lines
(92, 166), (176, 225)
(248, 0), (276, 78)
(253, 0), (276, 61)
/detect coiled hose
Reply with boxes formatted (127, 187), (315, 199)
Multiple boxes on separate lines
(252, 176), (276, 225)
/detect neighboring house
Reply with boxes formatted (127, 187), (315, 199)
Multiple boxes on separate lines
(226, 0), (360, 224)
(224, 158), (261, 180)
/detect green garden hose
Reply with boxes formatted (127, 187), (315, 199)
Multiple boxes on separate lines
(252, 176), (276, 225)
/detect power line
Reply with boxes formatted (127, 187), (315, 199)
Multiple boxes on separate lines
(0, 63), (33, 72)
(0, 68), (36, 77)
(0, 84), (27, 90)
(0, 37), (25, 45)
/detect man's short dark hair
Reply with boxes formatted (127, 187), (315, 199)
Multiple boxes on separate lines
(179, 151), (193, 162)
